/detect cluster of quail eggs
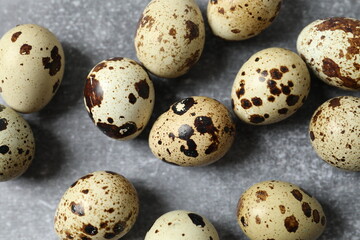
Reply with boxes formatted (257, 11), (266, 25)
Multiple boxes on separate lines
(0, 0), (359, 239)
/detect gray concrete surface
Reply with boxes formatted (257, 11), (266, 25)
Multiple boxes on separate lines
(0, 0), (359, 239)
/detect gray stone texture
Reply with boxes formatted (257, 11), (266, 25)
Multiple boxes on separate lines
(0, 0), (359, 239)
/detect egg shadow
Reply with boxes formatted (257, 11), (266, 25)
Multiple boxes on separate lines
(21, 120), (66, 180)
(319, 200), (345, 240)
(126, 181), (171, 239)
(37, 41), (92, 117)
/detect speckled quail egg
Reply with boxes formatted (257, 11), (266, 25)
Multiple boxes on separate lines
(149, 96), (235, 167)
(145, 210), (220, 240)
(54, 171), (139, 240)
(309, 96), (360, 171)
(297, 17), (360, 91)
(0, 104), (35, 181)
(231, 47), (311, 125)
(237, 180), (326, 240)
(207, 0), (282, 41)
(84, 57), (155, 140)
(134, 0), (205, 78)
(0, 24), (65, 113)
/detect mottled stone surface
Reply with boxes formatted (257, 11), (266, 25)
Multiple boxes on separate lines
(0, 0), (359, 240)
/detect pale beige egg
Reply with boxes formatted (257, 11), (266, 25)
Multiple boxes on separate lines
(237, 180), (326, 240)
(134, 0), (205, 78)
(0, 24), (65, 113)
(54, 171), (139, 240)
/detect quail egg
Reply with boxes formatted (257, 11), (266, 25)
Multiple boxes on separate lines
(297, 17), (360, 91)
(134, 0), (205, 78)
(54, 171), (139, 240)
(0, 24), (65, 113)
(237, 180), (326, 240)
(149, 96), (235, 166)
(231, 47), (311, 125)
(309, 96), (360, 171)
(145, 210), (220, 240)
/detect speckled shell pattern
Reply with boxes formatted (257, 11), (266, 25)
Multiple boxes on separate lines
(145, 210), (220, 240)
(207, 0), (282, 41)
(309, 96), (360, 171)
(0, 104), (35, 181)
(149, 96), (235, 167)
(134, 0), (205, 78)
(231, 47), (311, 125)
(297, 17), (360, 91)
(54, 171), (139, 240)
(84, 57), (155, 141)
(0, 24), (65, 113)
(237, 180), (326, 240)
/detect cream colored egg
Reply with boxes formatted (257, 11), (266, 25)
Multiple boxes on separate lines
(207, 0), (282, 41)
(0, 104), (35, 181)
(149, 96), (235, 167)
(0, 24), (65, 113)
(145, 210), (219, 240)
(309, 96), (360, 171)
(134, 0), (205, 78)
(297, 17), (360, 91)
(231, 47), (310, 125)
(54, 171), (139, 240)
(84, 57), (155, 140)
(237, 180), (326, 240)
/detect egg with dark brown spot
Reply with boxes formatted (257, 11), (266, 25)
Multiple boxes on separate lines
(309, 96), (360, 171)
(0, 104), (35, 181)
(83, 57), (154, 140)
(231, 48), (310, 125)
(0, 24), (65, 113)
(237, 180), (326, 240)
(145, 210), (219, 240)
(297, 17), (360, 91)
(149, 96), (235, 166)
(54, 171), (139, 240)
(207, 0), (282, 41)
(134, 0), (205, 78)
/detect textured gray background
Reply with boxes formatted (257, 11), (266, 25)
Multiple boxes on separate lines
(0, 0), (359, 239)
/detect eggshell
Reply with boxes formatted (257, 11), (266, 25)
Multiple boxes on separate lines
(84, 57), (155, 140)
(297, 17), (360, 91)
(134, 0), (205, 78)
(0, 104), (35, 181)
(145, 210), (219, 240)
(237, 180), (326, 240)
(54, 171), (139, 240)
(309, 96), (360, 171)
(207, 0), (282, 41)
(231, 47), (310, 125)
(0, 24), (65, 113)
(149, 96), (235, 167)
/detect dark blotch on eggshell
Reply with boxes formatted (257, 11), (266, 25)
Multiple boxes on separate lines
(188, 213), (205, 227)
(11, 31), (22, 42)
(284, 215), (299, 233)
(128, 93), (137, 104)
(0, 118), (8, 131)
(184, 20), (199, 43)
(0, 145), (10, 154)
(70, 202), (85, 216)
(249, 115), (265, 124)
(83, 224), (98, 235)
(291, 189), (303, 201)
(329, 97), (341, 108)
(241, 99), (252, 109)
(84, 76), (103, 118)
(135, 79), (150, 99)
(286, 95), (300, 106)
(42, 46), (62, 76)
(313, 209), (320, 223)
(302, 202), (312, 218)
(256, 190), (268, 202)
(270, 68), (283, 80)
(322, 58), (359, 89)
(20, 44), (32, 55)
(172, 98), (196, 115)
(96, 121), (138, 139)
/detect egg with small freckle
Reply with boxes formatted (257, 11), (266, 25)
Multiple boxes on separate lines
(145, 210), (220, 240)
(0, 24), (65, 113)
(54, 171), (139, 240)
(237, 180), (326, 240)
(309, 96), (360, 171)
(83, 57), (155, 140)
(149, 96), (235, 167)
(0, 104), (35, 181)
(297, 17), (360, 91)
(134, 0), (205, 78)
(231, 47), (311, 125)
(207, 0), (283, 41)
